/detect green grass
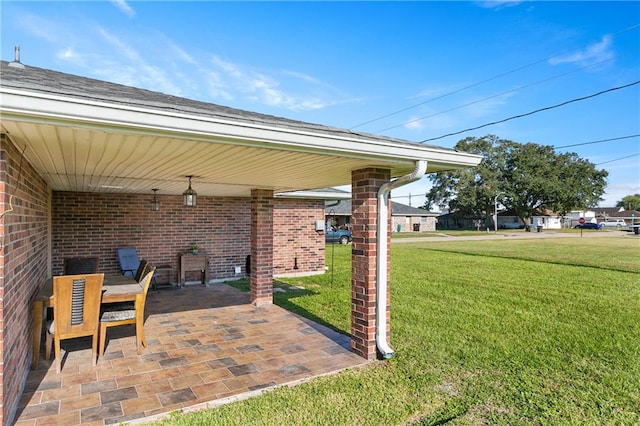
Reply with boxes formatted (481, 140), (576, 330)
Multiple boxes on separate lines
(391, 227), (627, 238)
(152, 237), (640, 425)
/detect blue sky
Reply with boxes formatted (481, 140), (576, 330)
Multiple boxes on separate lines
(2, 1), (638, 208)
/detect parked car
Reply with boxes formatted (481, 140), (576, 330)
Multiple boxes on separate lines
(574, 222), (603, 230)
(599, 219), (627, 228)
(325, 227), (351, 244)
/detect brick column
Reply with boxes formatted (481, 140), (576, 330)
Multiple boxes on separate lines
(351, 168), (391, 360)
(250, 189), (274, 306)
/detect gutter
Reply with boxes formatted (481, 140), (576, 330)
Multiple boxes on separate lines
(376, 160), (427, 359)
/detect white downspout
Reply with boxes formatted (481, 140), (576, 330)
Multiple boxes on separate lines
(376, 160), (427, 358)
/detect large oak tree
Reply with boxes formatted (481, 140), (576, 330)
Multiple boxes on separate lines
(426, 135), (608, 227)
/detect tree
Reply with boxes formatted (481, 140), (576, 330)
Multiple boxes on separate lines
(426, 135), (608, 228)
(426, 135), (505, 227)
(616, 194), (640, 211)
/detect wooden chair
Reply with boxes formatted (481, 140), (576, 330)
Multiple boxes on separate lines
(118, 253), (157, 290)
(99, 267), (156, 356)
(45, 273), (104, 373)
(63, 257), (99, 274)
(134, 259), (149, 282)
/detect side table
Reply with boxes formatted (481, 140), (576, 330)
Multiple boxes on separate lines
(153, 264), (176, 290)
(179, 252), (209, 287)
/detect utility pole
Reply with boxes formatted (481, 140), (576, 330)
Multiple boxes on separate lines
(494, 192), (504, 233)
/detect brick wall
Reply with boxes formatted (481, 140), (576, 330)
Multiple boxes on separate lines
(0, 135), (50, 425)
(51, 192), (326, 281)
(274, 199), (326, 276)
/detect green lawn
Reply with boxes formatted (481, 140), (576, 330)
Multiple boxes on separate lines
(152, 236), (640, 425)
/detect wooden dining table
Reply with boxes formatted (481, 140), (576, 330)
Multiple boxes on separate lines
(31, 274), (143, 369)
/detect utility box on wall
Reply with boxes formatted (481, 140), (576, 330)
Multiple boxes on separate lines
(315, 220), (325, 232)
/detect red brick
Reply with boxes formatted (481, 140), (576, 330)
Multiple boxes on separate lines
(350, 167), (391, 360)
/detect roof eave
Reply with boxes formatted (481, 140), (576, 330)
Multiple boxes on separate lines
(0, 88), (483, 171)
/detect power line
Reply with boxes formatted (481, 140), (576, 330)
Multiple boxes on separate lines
(596, 153), (640, 166)
(349, 24), (640, 131)
(375, 54), (621, 134)
(553, 134), (640, 149)
(420, 80), (640, 143)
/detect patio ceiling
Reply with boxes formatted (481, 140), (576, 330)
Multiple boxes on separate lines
(0, 61), (482, 197)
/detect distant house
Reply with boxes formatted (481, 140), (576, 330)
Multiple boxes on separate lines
(497, 213), (524, 229)
(570, 207), (640, 227)
(439, 209), (563, 230)
(594, 206), (626, 219)
(390, 202), (439, 232)
(568, 210), (598, 225)
(443, 207), (640, 231)
(593, 207), (640, 223)
(499, 210), (562, 230)
(325, 198), (438, 232)
(436, 212), (482, 230)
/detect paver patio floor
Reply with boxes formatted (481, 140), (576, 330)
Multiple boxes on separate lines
(14, 283), (367, 425)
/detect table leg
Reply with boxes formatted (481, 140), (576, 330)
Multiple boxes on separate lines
(31, 300), (44, 369)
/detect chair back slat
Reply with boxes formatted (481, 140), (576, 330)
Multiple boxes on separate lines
(70, 279), (86, 325)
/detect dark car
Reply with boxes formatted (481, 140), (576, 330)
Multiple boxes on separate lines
(325, 227), (352, 244)
(574, 222), (603, 230)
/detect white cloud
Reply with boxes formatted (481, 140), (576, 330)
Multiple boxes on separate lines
(247, 72), (320, 110)
(92, 27), (184, 96)
(57, 48), (75, 60)
(167, 42), (197, 66)
(203, 71), (234, 101)
(602, 182), (640, 206)
(412, 84), (466, 100)
(464, 92), (513, 119)
(282, 70), (323, 86)
(548, 35), (615, 67)
(401, 90), (513, 135)
(111, 0), (135, 18)
(97, 27), (140, 62)
(476, 1), (523, 10)
(404, 118), (425, 130)
(15, 10), (350, 113)
(19, 13), (67, 43)
(205, 55), (343, 111)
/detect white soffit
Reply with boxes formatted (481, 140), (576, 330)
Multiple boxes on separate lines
(1, 86), (481, 197)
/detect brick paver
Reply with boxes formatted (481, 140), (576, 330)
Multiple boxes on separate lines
(14, 284), (367, 425)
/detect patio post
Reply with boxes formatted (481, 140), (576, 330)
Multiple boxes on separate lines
(250, 189), (274, 305)
(351, 168), (391, 360)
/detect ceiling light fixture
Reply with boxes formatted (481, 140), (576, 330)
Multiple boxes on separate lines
(150, 189), (160, 211)
(183, 176), (197, 207)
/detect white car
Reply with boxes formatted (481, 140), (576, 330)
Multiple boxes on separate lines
(599, 219), (627, 228)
